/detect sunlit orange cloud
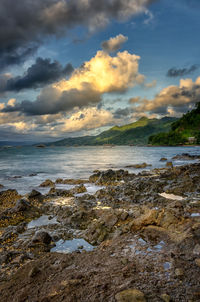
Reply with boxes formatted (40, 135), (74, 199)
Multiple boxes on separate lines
(53, 50), (143, 94)
(61, 107), (114, 132)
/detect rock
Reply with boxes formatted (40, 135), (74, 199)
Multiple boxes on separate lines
(29, 266), (40, 278)
(32, 231), (52, 245)
(175, 268), (184, 277)
(71, 184), (87, 194)
(172, 153), (200, 160)
(130, 209), (158, 231)
(89, 169), (129, 185)
(13, 199), (31, 212)
(193, 244), (200, 255)
(195, 258), (200, 267)
(47, 188), (73, 197)
(126, 163), (152, 169)
(62, 179), (87, 185)
(101, 212), (118, 228)
(160, 294), (171, 302)
(121, 211), (129, 221)
(166, 162), (173, 168)
(115, 289), (146, 302)
(40, 179), (54, 187)
(160, 158), (167, 162)
(28, 190), (42, 199)
(0, 184), (4, 188)
(55, 178), (63, 184)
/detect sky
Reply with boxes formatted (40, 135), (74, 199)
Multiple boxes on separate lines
(1, 0), (200, 142)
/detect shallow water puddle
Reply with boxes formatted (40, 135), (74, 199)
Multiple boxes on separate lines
(27, 215), (58, 229)
(159, 192), (185, 201)
(191, 213), (200, 217)
(51, 238), (94, 254)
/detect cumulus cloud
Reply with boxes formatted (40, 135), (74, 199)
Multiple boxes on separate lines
(101, 34), (128, 52)
(167, 64), (199, 77)
(2, 49), (144, 115)
(0, 58), (73, 92)
(130, 76), (200, 116)
(62, 107), (114, 132)
(0, 0), (157, 69)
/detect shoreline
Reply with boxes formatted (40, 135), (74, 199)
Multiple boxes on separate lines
(0, 160), (200, 301)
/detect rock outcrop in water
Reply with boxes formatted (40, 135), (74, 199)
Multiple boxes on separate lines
(0, 161), (200, 301)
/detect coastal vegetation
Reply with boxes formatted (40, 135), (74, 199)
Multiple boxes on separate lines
(48, 116), (176, 146)
(149, 102), (200, 146)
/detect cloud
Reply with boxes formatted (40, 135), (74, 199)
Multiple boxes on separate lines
(62, 107), (114, 132)
(113, 107), (132, 119)
(144, 79), (157, 88)
(0, 0), (157, 69)
(2, 49), (144, 115)
(167, 64), (199, 77)
(101, 34), (128, 52)
(1, 58), (73, 92)
(130, 76), (200, 116)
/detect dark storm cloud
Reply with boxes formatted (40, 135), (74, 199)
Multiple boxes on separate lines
(0, 0), (157, 69)
(0, 46), (38, 70)
(167, 64), (199, 77)
(113, 107), (132, 119)
(1, 58), (73, 92)
(2, 84), (101, 115)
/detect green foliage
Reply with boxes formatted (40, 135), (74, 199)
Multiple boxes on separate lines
(149, 102), (200, 146)
(48, 116), (176, 146)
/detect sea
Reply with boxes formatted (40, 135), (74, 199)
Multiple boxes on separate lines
(0, 145), (200, 195)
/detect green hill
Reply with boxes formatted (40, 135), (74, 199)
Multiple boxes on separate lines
(47, 116), (176, 146)
(148, 102), (200, 146)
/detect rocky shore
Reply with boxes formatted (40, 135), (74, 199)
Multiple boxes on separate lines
(0, 156), (200, 302)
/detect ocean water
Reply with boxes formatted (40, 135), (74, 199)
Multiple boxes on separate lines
(0, 145), (200, 195)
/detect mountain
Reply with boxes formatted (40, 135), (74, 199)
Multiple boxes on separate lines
(148, 102), (200, 146)
(46, 116), (177, 146)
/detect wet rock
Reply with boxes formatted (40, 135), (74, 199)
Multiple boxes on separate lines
(28, 190), (43, 200)
(126, 163), (152, 169)
(160, 294), (171, 302)
(89, 169), (129, 185)
(115, 289), (146, 302)
(62, 179), (87, 185)
(29, 173), (37, 177)
(166, 162), (173, 168)
(40, 179), (54, 187)
(71, 184), (87, 194)
(195, 258), (200, 267)
(47, 187), (73, 197)
(13, 199), (31, 212)
(160, 158), (167, 162)
(55, 178), (63, 184)
(0, 184), (4, 188)
(172, 153), (200, 160)
(32, 231), (52, 245)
